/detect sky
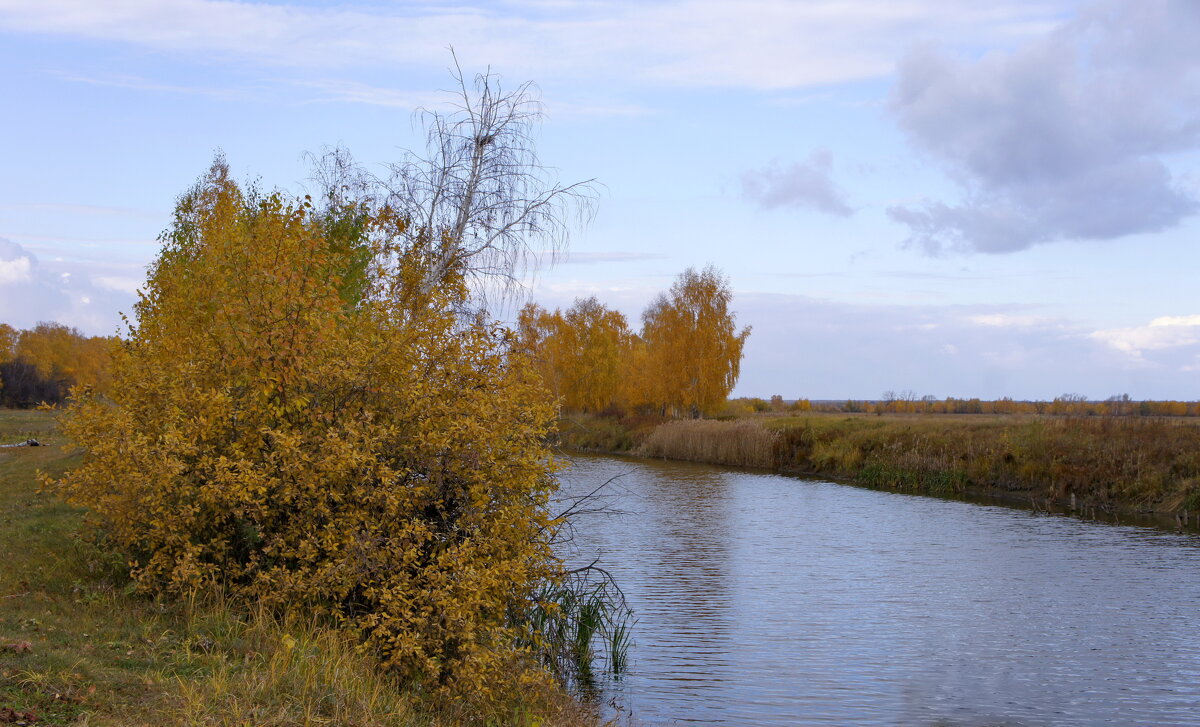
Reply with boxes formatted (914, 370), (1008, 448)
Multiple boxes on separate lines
(1, 0), (1198, 400)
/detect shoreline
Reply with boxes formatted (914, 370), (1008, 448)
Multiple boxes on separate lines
(557, 413), (1200, 535)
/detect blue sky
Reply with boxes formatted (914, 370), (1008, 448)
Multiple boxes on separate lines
(1, 0), (1198, 400)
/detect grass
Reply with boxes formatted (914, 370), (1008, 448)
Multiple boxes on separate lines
(0, 410), (597, 726)
(565, 411), (1200, 520)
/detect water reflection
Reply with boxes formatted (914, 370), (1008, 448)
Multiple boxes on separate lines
(558, 454), (1200, 726)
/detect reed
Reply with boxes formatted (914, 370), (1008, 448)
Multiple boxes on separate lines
(522, 575), (633, 690)
(578, 411), (1200, 515)
(638, 419), (778, 468)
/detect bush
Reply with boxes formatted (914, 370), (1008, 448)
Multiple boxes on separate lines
(51, 162), (561, 705)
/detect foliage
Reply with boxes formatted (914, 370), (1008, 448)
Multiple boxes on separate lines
(0, 322), (116, 407)
(640, 266), (750, 417)
(517, 298), (630, 413)
(49, 161), (564, 707)
(0, 410), (593, 726)
(517, 266), (750, 419)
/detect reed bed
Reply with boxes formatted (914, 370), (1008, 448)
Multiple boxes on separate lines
(638, 419), (778, 468)
(590, 413), (1200, 515)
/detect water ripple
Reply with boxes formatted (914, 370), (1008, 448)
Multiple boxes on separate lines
(559, 455), (1200, 727)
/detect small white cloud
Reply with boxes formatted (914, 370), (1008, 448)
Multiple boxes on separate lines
(295, 79), (433, 109)
(742, 149), (854, 216)
(968, 313), (1048, 328)
(560, 251), (666, 265)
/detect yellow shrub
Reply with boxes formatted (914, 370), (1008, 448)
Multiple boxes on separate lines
(50, 161), (560, 704)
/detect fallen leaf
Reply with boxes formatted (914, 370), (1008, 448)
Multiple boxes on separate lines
(0, 707), (38, 723)
(3, 642), (31, 654)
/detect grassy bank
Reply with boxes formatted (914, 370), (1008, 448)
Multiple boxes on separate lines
(564, 412), (1200, 519)
(0, 410), (590, 726)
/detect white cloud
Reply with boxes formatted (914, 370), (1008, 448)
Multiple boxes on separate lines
(967, 313), (1057, 328)
(93, 275), (142, 294)
(0, 237), (137, 333)
(559, 251), (666, 265)
(1091, 315), (1200, 356)
(734, 293), (1185, 399)
(889, 0), (1200, 253)
(0, 256), (32, 285)
(52, 70), (249, 99)
(0, 0), (1070, 90)
(294, 79), (435, 109)
(1151, 314), (1200, 328)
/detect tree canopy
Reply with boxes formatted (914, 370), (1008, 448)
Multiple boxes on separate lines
(518, 265), (750, 417)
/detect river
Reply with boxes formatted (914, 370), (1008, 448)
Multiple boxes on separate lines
(555, 454), (1200, 726)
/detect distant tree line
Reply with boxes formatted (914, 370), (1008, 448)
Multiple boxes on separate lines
(727, 391), (1200, 418)
(0, 322), (116, 407)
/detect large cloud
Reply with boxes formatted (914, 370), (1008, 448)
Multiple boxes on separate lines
(889, 0), (1200, 253)
(0, 238), (139, 334)
(0, 1), (1069, 91)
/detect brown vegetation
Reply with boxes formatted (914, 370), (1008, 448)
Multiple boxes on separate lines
(567, 411), (1200, 518)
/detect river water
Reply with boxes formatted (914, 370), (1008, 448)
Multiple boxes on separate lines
(555, 454), (1200, 726)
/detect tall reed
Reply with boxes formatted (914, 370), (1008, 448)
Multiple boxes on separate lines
(638, 419), (778, 468)
(614, 413), (1200, 514)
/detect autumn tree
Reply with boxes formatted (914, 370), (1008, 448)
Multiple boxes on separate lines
(311, 53), (595, 309)
(515, 302), (568, 402)
(558, 297), (630, 412)
(641, 265), (750, 417)
(0, 322), (115, 406)
(617, 333), (657, 413)
(517, 297), (633, 413)
(0, 323), (14, 363)
(52, 160), (562, 704)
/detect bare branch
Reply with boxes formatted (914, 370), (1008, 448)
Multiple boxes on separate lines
(382, 48), (598, 310)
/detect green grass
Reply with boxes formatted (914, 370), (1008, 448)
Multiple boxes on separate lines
(0, 410), (595, 726)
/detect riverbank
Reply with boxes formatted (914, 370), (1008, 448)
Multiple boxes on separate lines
(557, 412), (1200, 525)
(0, 410), (589, 726)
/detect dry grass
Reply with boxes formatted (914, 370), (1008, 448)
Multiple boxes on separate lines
(638, 419), (777, 468)
(579, 411), (1200, 516)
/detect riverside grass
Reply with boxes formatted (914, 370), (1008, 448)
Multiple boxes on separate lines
(0, 410), (594, 726)
(567, 412), (1200, 517)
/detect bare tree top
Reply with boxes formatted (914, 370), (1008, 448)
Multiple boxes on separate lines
(312, 51), (597, 313)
